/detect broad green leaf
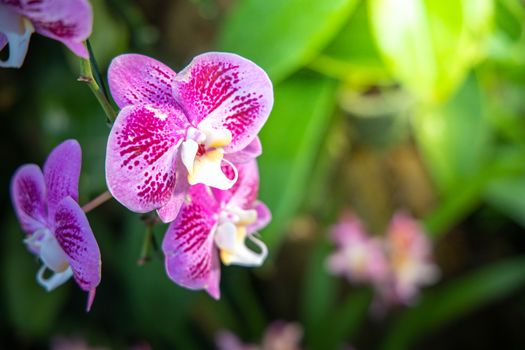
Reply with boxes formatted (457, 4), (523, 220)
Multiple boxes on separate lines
(413, 74), (491, 194)
(218, 0), (359, 83)
(258, 74), (337, 250)
(370, 0), (494, 102)
(381, 256), (525, 350)
(312, 0), (391, 86)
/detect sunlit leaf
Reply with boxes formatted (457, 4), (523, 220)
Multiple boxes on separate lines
(413, 74), (491, 194)
(370, 0), (494, 102)
(258, 73), (336, 250)
(381, 256), (525, 350)
(218, 0), (359, 83)
(312, 1), (391, 86)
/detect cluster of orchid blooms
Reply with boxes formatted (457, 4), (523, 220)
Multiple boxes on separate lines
(327, 211), (440, 307)
(4, 0), (440, 325)
(6, 0), (273, 309)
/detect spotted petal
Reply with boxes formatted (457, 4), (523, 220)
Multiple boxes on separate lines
(10, 164), (47, 234)
(247, 201), (271, 234)
(226, 136), (262, 164)
(0, 5), (34, 68)
(106, 104), (189, 214)
(108, 54), (177, 109)
(54, 196), (101, 311)
(222, 160), (260, 209)
(12, 0), (92, 58)
(162, 185), (221, 299)
(173, 52), (273, 153)
(44, 139), (81, 219)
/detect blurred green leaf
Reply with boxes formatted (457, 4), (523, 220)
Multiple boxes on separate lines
(381, 256), (525, 350)
(311, 1), (390, 86)
(218, 0), (359, 83)
(413, 74), (491, 194)
(300, 239), (337, 337)
(258, 74), (336, 251)
(370, 0), (494, 102)
(115, 215), (198, 348)
(3, 218), (68, 339)
(485, 150), (525, 228)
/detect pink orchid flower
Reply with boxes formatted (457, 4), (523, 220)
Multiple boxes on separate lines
(382, 212), (439, 305)
(326, 214), (390, 286)
(162, 160), (270, 299)
(105, 52), (273, 223)
(10, 139), (101, 311)
(216, 321), (303, 350)
(0, 0), (92, 68)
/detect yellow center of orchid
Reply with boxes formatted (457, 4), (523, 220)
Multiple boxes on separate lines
(181, 123), (237, 190)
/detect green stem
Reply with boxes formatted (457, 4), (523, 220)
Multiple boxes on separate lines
(79, 56), (117, 124)
(137, 224), (153, 266)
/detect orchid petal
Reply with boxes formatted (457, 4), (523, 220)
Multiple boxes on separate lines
(106, 104), (188, 213)
(44, 139), (81, 219)
(10, 164), (47, 234)
(228, 160), (260, 208)
(247, 201), (271, 234)
(108, 53), (177, 108)
(156, 164), (189, 223)
(173, 52), (273, 153)
(226, 137), (262, 164)
(0, 33), (7, 51)
(16, 0), (92, 58)
(54, 197), (101, 300)
(37, 265), (73, 291)
(0, 6), (34, 68)
(162, 189), (221, 299)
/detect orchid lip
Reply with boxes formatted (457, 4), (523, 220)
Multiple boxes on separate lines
(180, 125), (238, 190)
(214, 206), (267, 267)
(24, 228), (72, 291)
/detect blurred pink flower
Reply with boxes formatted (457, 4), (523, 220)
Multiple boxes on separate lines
(327, 211), (439, 307)
(326, 215), (389, 286)
(381, 212), (440, 305)
(216, 321), (303, 350)
(0, 0), (92, 68)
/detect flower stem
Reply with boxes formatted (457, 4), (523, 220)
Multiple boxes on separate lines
(78, 46), (117, 124)
(137, 224), (154, 266)
(82, 191), (113, 213)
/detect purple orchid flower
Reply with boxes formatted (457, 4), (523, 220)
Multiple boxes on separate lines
(10, 139), (101, 311)
(162, 160), (271, 299)
(105, 52), (273, 223)
(0, 0), (92, 68)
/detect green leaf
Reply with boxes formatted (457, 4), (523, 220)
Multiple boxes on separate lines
(413, 74), (491, 194)
(381, 256), (525, 350)
(484, 149), (525, 228)
(218, 0), (359, 83)
(370, 0), (494, 102)
(258, 73), (336, 251)
(300, 239), (337, 336)
(311, 0), (390, 86)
